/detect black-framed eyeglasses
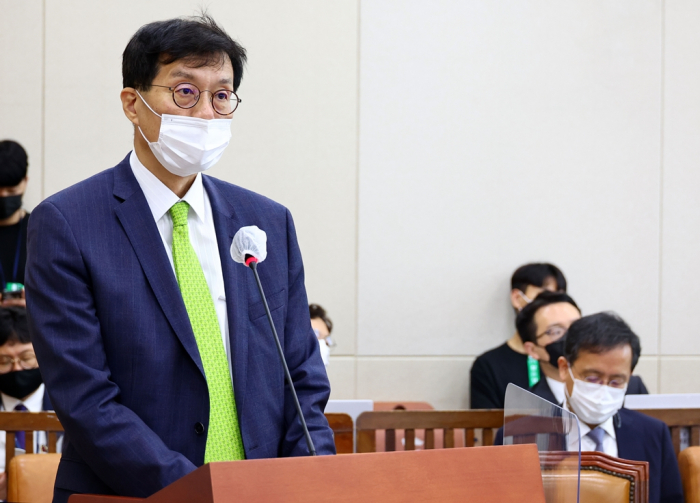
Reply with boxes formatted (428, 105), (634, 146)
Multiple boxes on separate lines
(151, 83), (241, 116)
(536, 325), (567, 340)
(0, 351), (37, 374)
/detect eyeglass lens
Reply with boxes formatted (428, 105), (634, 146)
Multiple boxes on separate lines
(172, 83), (238, 115)
(0, 352), (37, 373)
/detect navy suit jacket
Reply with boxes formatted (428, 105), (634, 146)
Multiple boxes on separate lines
(25, 154), (335, 498)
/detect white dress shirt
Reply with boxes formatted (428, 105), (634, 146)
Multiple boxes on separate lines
(546, 376), (566, 406)
(0, 384), (49, 471)
(129, 151), (232, 379)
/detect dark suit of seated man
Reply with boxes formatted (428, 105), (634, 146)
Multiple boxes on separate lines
(496, 311), (682, 503)
(25, 14), (335, 503)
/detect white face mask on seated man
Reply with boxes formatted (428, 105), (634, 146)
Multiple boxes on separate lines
(564, 365), (627, 426)
(557, 312), (638, 428)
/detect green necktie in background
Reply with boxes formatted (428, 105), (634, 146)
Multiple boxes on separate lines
(170, 201), (245, 462)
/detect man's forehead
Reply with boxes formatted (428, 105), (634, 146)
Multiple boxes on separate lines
(576, 345), (633, 371)
(158, 56), (234, 83)
(0, 342), (33, 353)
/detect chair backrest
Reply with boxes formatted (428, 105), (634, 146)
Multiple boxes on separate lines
(678, 446), (700, 503)
(540, 451), (649, 503)
(324, 413), (354, 454)
(355, 410), (504, 453)
(0, 410), (64, 501)
(636, 408), (700, 455)
(7, 453), (61, 503)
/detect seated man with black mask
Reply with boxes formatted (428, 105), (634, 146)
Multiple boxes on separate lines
(516, 291), (647, 402)
(0, 306), (55, 500)
(556, 313), (682, 503)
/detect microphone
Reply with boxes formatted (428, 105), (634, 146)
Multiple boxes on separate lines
(230, 226), (317, 456)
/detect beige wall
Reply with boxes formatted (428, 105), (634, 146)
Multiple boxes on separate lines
(2, 1), (700, 410)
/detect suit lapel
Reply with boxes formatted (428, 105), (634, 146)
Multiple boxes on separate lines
(202, 176), (250, 412)
(113, 159), (204, 376)
(614, 410), (637, 459)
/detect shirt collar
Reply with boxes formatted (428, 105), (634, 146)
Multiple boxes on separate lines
(2, 383), (45, 412)
(129, 151), (206, 223)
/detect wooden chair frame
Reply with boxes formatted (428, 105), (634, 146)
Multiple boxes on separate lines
(636, 409), (700, 456)
(324, 413), (353, 454)
(0, 411), (64, 472)
(355, 410), (504, 453)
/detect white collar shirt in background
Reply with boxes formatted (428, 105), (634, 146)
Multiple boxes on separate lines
(130, 151), (232, 380)
(546, 376), (566, 405)
(565, 402), (618, 457)
(0, 383), (47, 471)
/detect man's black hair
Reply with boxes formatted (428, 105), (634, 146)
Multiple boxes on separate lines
(0, 140), (28, 187)
(565, 312), (641, 371)
(0, 307), (31, 346)
(516, 291), (580, 344)
(511, 263), (567, 293)
(309, 303), (333, 334)
(122, 14), (247, 92)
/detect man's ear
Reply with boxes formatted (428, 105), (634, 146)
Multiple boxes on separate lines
(511, 289), (525, 311)
(557, 356), (568, 381)
(121, 88), (140, 126)
(523, 341), (539, 359)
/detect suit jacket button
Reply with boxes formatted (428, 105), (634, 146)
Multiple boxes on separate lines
(194, 422), (205, 435)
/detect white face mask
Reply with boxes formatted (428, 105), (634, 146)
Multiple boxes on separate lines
(318, 338), (330, 366)
(136, 91), (232, 177)
(565, 366), (626, 426)
(313, 328), (331, 366)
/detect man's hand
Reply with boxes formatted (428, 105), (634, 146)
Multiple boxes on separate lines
(1, 288), (26, 308)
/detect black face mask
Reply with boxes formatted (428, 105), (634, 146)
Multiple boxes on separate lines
(544, 339), (566, 365)
(0, 195), (22, 220)
(0, 368), (42, 400)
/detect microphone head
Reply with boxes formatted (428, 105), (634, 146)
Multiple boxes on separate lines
(231, 226), (268, 266)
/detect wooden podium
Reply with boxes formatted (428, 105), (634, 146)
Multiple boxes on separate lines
(69, 445), (544, 503)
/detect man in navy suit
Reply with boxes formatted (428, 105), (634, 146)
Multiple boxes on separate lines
(24, 15), (335, 502)
(554, 313), (682, 503)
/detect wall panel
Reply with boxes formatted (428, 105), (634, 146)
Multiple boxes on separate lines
(0, 0), (44, 209)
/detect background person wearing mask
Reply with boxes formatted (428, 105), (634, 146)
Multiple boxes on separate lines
(470, 262), (566, 409)
(516, 291), (647, 404)
(0, 306), (54, 501)
(557, 313), (682, 503)
(309, 303), (334, 366)
(0, 140), (30, 308)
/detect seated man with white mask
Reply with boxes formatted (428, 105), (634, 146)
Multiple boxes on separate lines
(558, 313), (682, 503)
(515, 291), (647, 403)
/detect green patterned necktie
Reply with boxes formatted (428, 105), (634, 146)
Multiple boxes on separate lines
(170, 201), (245, 462)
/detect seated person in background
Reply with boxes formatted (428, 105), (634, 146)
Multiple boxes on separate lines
(517, 291), (647, 403)
(310, 303), (334, 366)
(558, 313), (681, 503)
(470, 262), (566, 409)
(495, 312), (681, 503)
(0, 306), (55, 500)
(0, 140), (31, 308)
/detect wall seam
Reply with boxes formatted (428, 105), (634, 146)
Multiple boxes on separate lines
(353, 0), (361, 399)
(40, 0), (46, 200)
(657, 0), (666, 394)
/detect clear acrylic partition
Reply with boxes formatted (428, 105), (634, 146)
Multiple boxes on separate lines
(503, 383), (581, 503)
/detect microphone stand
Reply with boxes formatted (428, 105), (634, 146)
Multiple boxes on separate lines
(247, 258), (317, 456)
